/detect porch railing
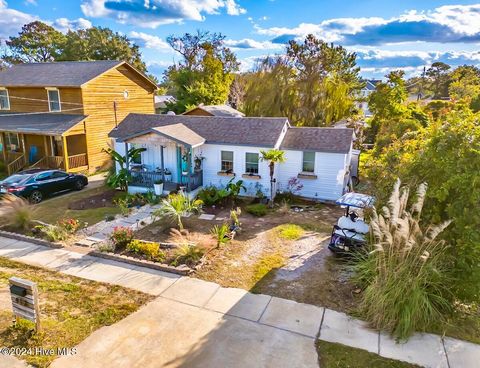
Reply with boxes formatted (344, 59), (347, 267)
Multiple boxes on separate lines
(7, 154), (27, 175)
(6, 151), (23, 164)
(68, 153), (88, 169)
(181, 170), (203, 192)
(129, 170), (203, 193)
(30, 156), (65, 170)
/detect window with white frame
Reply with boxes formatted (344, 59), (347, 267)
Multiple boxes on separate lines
(0, 89), (9, 110)
(245, 152), (259, 174)
(221, 151), (233, 172)
(5, 132), (19, 151)
(302, 151), (315, 173)
(47, 89), (61, 112)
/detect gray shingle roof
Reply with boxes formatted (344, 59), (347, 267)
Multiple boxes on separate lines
(280, 127), (353, 153)
(0, 112), (87, 135)
(0, 61), (122, 87)
(109, 114), (288, 147)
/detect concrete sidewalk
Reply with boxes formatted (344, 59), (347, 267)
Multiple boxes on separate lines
(0, 235), (479, 368)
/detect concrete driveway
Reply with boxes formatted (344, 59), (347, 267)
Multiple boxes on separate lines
(51, 296), (319, 368)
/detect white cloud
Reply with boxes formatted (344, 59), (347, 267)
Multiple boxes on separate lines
(53, 17), (92, 32)
(0, 0), (36, 40)
(129, 31), (171, 51)
(81, 0), (246, 28)
(225, 38), (282, 50)
(225, 0), (245, 16)
(24, 0), (37, 5)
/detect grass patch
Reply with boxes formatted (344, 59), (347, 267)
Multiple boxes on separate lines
(252, 252), (285, 283)
(316, 340), (419, 368)
(275, 224), (305, 240)
(0, 257), (153, 367)
(32, 186), (121, 225)
(245, 203), (268, 217)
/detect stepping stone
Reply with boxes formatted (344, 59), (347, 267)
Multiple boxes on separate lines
(88, 234), (107, 241)
(161, 277), (220, 307)
(379, 332), (448, 368)
(199, 214), (215, 220)
(215, 217), (226, 221)
(259, 297), (324, 337)
(319, 309), (379, 353)
(76, 238), (100, 247)
(443, 337), (480, 368)
(204, 287), (271, 321)
(114, 267), (180, 295)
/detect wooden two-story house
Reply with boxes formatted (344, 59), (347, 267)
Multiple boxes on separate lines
(0, 61), (156, 174)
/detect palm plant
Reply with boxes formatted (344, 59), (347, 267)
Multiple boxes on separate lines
(260, 149), (286, 206)
(356, 180), (453, 340)
(154, 192), (202, 230)
(104, 147), (146, 191)
(210, 223), (230, 248)
(225, 178), (246, 204)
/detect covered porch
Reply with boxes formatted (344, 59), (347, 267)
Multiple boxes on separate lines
(123, 123), (205, 194)
(0, 113), (89, 175)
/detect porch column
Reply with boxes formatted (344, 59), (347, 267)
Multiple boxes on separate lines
(187, 147), (192, 191)
(50, 136), (55, 156)
(160, 145), (165, 182)
(62, 135), (69, 172)
(20, 134), (26, 155)
(43, 135), (49, 158)
(124, 142), (129, 170)
(0, 133), (6, 163)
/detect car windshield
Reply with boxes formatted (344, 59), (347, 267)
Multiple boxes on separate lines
(1, 174), (31, 185)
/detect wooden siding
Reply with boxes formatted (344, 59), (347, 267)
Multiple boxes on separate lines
(81, 64), (155, 171)
(4, 87), (83, 113)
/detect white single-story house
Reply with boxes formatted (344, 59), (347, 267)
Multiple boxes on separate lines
(108, 114), (354, 201)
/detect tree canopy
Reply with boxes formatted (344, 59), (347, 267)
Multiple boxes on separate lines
(163, 30), (239, 113)
(2, 21), (148, 74)
(241, 34), (363, 126)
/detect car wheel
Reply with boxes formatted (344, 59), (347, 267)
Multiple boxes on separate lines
(30, 190), (43, 204)
(74, 180), (84, 191)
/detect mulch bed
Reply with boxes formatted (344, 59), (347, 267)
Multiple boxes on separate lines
(68, 189), (118, 210)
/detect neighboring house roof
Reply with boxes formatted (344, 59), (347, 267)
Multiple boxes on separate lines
(154, 95), (176, 109)
(362, 79), (381, 91)
(0, 112), (87, 135)
(151, 124), (205, 148)
(109, 114), (287, 147)
(0, 61), (157, 89)
(280, 127), (354, 153)
(184, 104), (245, 117)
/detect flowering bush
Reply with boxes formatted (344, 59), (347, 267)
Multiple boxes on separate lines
(127, 239), (165, 262)
(110, 226), (134, 249)
(286, 177), (303, 195)
(58, 218), (80, 234)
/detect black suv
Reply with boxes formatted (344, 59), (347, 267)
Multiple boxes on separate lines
(0, 169), (88, 203)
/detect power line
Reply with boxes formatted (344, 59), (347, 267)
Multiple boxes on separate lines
(8, 95), (84, 106)
(0, 107), (84, 117)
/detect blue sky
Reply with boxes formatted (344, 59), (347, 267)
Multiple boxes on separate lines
(2, 0), (480, 80)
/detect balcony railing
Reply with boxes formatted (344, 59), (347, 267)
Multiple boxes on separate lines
(129, 170), (203, 192)
(30, 156), (65, 170)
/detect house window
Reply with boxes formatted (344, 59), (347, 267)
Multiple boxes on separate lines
(47, 89), (61, 112)
(245, 152), (259, 174)
(0, 89), (10, 110)
(5, 133), (19, 151)
(302, 151), (315, 173)
(221, 151), (233, 172)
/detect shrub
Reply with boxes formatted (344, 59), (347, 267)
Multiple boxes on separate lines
(197, 185), (229, 206)
(36, 224), (69, 242)
(356, 180), (453, 341)
(172, 244), (205, 267)
(110, 226), (134, 249)
(114, 197), (130, 216)
(0, 194), (32, 230)
(245, 203), (268, 217)
(210, 223), (230, 248)
(230, 207), (241, 227)
(276, 224), (304, 240)
(58, 218), (80, 234)
(127, 239), (165, 262)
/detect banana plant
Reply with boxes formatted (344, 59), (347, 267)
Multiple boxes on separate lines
(104, 147), (146, 191)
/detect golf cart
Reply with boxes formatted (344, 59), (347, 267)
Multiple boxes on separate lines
(328, 192), (375, 255)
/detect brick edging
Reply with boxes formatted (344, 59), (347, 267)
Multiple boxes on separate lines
(0, 230), (191, 276)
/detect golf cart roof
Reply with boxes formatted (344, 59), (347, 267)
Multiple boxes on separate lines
(336, 192), (375, 209)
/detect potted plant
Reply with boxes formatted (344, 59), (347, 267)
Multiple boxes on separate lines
(153, 180), (164, 196)
(164, 168), (172, 182)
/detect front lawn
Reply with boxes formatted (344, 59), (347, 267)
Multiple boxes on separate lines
(32, 186), (121, 226)
(0, 257), (153, 367)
